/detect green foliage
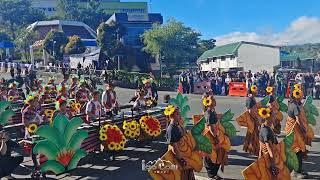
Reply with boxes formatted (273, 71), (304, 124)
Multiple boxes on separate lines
(141, 19), (201, 73)
(65, 35), (86, 55)
(284, 132), (299, 172)
(0, 101), (15, 126)
(0, 31), (11, 42)
(220, 109), (236, 137)
(33, 115), (88, 174)
(260, 96), (270, 107)
(197, 39), (216, 56)
(277, 95), (288, 112)
(0, 0), (45, 39)
(303, 96), (319, 126)
(43, 30), (68, 61)
(169, 93), (190, 125)
(191, 116), (212, 154)
(97, 22), (126, 60)
(15, 29), (40, 61)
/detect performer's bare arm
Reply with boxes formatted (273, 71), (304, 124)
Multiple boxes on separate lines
(265, 142), (275, 166)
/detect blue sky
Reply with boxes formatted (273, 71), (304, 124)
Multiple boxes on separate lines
(124, 0), (320, 45)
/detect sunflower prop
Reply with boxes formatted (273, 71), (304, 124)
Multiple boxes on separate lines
(164, 105), (175, 116)
(146, 99), (154, 107)
(44, 109), (55, 122)
(99, 124), (127, 151)
(28, 123), (38, 134)
(258, 108), (271, 119)
(24, 95), (35, 105)
(139, 116), (161, 137)
(123, 120), (140, 139)
(202, 97), (213, 107)
(266, 86), (273, 94)
(293, 89), (303, 99)
(251, 85), (258, 93)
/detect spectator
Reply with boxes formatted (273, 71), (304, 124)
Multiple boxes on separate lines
(315, 72), (320, 99)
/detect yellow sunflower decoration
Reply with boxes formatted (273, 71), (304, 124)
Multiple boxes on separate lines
(294, 84), (301, 90)
(44, 109), (55, 120)
(146, 99), (154, 107)
(164, 105), (175, 116)
(258, 108), (271, 119)
(139, 116), (161, 137)
(293, 89), (303, 99)
(123, 120), (140, 139)
(24, 95), (35, 105)
(266, 86), (273, 94)
(27, 123), (38, 134)
(99, 124), (126, 151)
(202, 97), (213, 107)
(8, 96), (14, 102)
(251, 85), (258, 92)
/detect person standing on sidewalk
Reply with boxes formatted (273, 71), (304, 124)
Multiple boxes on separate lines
(315, 72), (320, 99)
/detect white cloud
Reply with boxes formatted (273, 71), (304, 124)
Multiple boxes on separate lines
(214, 16), (320, 46)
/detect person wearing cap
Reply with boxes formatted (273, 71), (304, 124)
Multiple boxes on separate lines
(285, 88), (309, 178)
(102, 82), (119, 117)
(143, 79), (158, 105)
(85, 91), (102, 123)
(0, 129), (24, 178)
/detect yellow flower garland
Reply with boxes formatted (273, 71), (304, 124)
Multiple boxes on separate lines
(294, 84), (301, 90)
(99, 124), (126, 151)
(8, 96), (14, 102)
(139, 116), (161, 137)
(266, 86), (273, 94)
(123, 120), (140, 139)
(251, 85), (258, 92)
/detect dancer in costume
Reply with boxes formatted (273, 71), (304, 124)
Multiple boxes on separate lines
(165, 105), (195, 180)
(53, 98), (72, 119)
(102, 82), (119, 117)
(132, 89), (147, 112)
(202, 95), (223, 179)
(285, 87), (309, 178)
(69, 76), (78, 99)
(0, 86), (7, 101)
(76, 81), (90, 109)
(143, 79), (158, 107)
(56, 85), (68, 100)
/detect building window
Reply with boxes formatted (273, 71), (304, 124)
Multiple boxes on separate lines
(212, 57), (216, 62)
(221, 56), (226, 61)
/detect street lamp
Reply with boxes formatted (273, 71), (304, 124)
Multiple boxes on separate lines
(52, 40), (56, 58)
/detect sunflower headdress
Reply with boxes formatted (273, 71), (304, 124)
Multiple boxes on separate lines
(266, 86), (273, 94)
(55, 97), (67, 110)
(294, 84), (301, 90)
(8, 81), (18, 88)
(24, 94), (35, 105)
(202, 96), (213, 107)
(292, 89), (303, 99)
(258, 107), (271, 119)
(250, 85), (258, 93)
(164, 105), (175, 116)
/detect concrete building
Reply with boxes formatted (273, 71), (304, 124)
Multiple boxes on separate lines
(31, 0), (148, 16)
(105, 13), (163, 71)
(198, 41), (280, 73)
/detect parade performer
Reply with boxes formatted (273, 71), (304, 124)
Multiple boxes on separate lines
(40, 85), (54, 104)
(21, 95), (43, 173)
(7, 82), (21, 102)
(53, 98), (72, 119)
(132, 89), (147, 112)
(85, 91), (102, 123)
(56, 85), (69, 100)
(102, 82), (119, 117)
(0, 86), (7, 101)
(284, 86), (319, 178)
(69, 76), (78, 99)
(236, 85), (270, 156)
(143, 79), (158, 106)
(76, 81), (90, 109)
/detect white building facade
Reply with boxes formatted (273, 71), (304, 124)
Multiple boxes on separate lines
(198, 41), (280, 73)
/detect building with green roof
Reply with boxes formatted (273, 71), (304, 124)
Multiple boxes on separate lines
(280, 51), (319, 72)
(198, 41), (280, 73)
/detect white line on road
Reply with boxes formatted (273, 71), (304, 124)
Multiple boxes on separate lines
(195, 175), (210, 180)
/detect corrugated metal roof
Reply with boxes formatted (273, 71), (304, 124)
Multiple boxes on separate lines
(198, 42), (241, 62)
(280, 52), (315, 62)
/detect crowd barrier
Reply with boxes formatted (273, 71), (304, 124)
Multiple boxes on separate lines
(228, 82), (247, 97)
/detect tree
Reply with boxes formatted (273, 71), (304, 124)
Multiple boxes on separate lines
(0, 0), (45, 39)
(97, 22), (126, 68)
(197, 39), (216, 56)
(65, 35), (86, 55)
(0, 32), (11, 42)
(15, 29), (40, 61)
(142, 19), (201, 74)
(56, 0), (80, 20)
(43, 30), (68, 61)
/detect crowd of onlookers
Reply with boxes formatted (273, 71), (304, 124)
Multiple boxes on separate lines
(179, 70), (320, 99)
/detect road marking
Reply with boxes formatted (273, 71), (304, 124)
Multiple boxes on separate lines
(239, 127), (320, 138)
(195, 175), (209, 180)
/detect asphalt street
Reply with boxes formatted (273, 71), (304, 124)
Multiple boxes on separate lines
(8, 87), (320, 180)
